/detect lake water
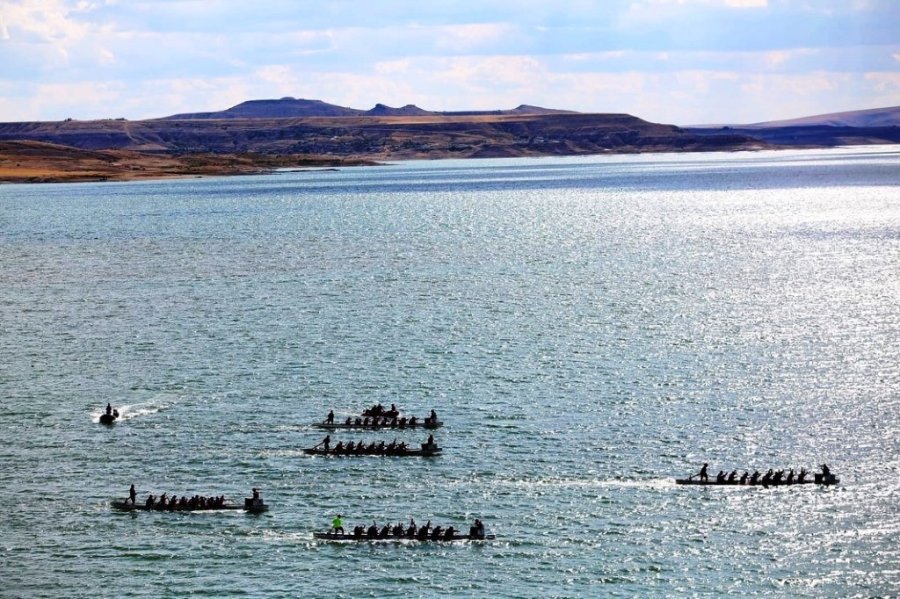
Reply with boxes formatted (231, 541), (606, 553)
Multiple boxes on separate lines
(1, 147), (898, 598)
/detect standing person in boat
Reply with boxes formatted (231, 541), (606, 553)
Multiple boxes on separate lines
(252, 488), (260, 501)
(106, 403), (112, 416)
(315, 435), (331, 452)
(326, 410), (334, 425)
(129, 484), (137, 505)
(697, 463), (709, 483)
(332, 514), (345, 534)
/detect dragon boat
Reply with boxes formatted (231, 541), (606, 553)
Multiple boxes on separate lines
(675, 473), (839, 486)
(313, 532), (494, 542)
(112, 497), (268, 513)
(315, 418), (443, 431)
(302, 444), (441, 457)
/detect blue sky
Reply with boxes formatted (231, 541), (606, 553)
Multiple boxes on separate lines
(1, 0), (898, 124)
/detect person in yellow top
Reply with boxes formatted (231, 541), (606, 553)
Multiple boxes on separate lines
(331, 514), (345, 534)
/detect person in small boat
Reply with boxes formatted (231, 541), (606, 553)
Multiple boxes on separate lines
(333, 441), (344, 453)
(354, 417), (362, 425)
(344, 416), (352, 425)
(406, 518), (417, 537)
(820, 464), (831, 477)
(145, 494), (154, 509)
(727, 470), (738, 483)
(379, 523), (390, 538)
(353, 525), (364, 538)
(424, 434), (436, 450)
(332, 514), (345, 534)
(316, 435), (331, 452)
(106, 403), (112, 416)
(399, 416), (407, 428)
(326, 410), (334, 424)
(129, 484), (137, 505)
(697, 463), (709, 483)
(785, 469), (795, 484)
(391, 522), (405, 537)
(772, 470), (784, 484)
(429, 409), (437, 423)
(739, 471), (749, 485)
(252, 488), (260, 500)
(444, 526), (456, 540)
(431, 525), (443, 540)
(715, 471), (726, 484)
(367, 521), (379, 538)
(376, 441), (386, 454)
(797, 468), (807, 483)
(409, 416), (418, 426)
(761, 469), (773, 485)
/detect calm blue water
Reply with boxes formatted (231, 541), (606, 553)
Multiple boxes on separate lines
(1, 148), (898, 598)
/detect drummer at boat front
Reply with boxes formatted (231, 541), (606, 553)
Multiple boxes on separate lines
(326, 410), (334, 425)
(332, 514), (345, 534)
(697, 463), (709, 483)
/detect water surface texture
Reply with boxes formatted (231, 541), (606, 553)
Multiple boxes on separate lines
(1, 148), (899, 597)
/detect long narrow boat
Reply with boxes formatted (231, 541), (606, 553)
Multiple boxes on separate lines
(112, 498), (269, 513)
(675, 474), (839, 486)
(313, 532), (494, 542)
(302, 446), (442, 457)
(314, 419), (443, 430)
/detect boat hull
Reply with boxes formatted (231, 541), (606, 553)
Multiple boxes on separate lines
(315, 420), (443, 430)
(112, 500), (268, 513)
(302, 447), (441, 457)
(313, 532), (494, 542)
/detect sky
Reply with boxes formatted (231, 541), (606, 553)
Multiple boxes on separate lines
(0, 0), (898, 125)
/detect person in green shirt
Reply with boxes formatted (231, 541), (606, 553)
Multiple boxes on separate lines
(331, 514), (345, 534)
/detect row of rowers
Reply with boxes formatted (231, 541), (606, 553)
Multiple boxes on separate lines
(308, 434), (439, 455)
(322, 405), (441, 429)
(328, 516), (487, 540)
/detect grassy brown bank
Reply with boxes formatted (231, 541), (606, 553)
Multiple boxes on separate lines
(0, 141), (375, 183)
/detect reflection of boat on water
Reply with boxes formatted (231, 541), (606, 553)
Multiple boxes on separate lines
(313, 532), (494, 542)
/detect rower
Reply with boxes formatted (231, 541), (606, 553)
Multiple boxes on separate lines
(332, 514), (345, 534)
(145, 494), (154, 509)
(739, 471), (749, 485)
(785, 469), (795, 484)
(326, 410), (334, 425)
(444, 526), (456, 540)
(406, 518), (417, 537)
(424, 434), (436, 450)
(252, 488), (260, 500)
(367, 521), (379, 538)
(431, 525), (443, 540)
(821, 463), (831, 477)
(345, 416), (352, 425)
(697, 463), (709, 483)
(469, 519), (485, 540)
(333, 441), (344, 453)
(429, 409), (437, 423)
(727, 469), (737, 483)
(129, 484), (137, 505)
(715, 471), (726, 484)
(798, 468), (807, 483)
(750, 470), (760, 484)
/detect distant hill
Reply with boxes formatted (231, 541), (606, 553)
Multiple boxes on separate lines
(160, 97), (578, 120)
(162, 97), (364, 119)
(692, 105), (900, 129)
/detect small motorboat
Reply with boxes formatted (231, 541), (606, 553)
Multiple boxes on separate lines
(99, 409), (119, 425)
